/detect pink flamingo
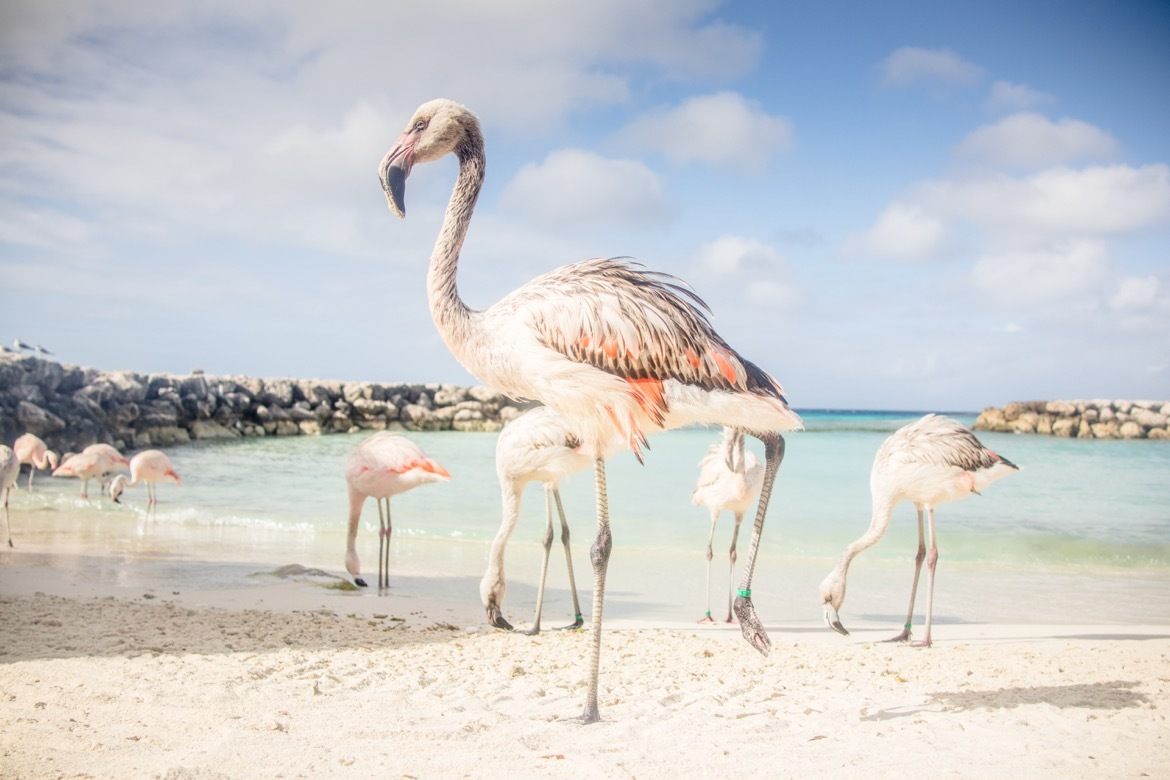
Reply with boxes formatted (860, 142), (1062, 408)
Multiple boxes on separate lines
(820, 414), (1019, 647)
(344, 432), (451, 590)
(12, 433), (59, 491)
(379, 98), (802, 722)
(1, 445), (19, 547)
(691, 428), (764, 624)
(53, 450), (106, 498)
(109, 450), (182, 505)
(82, 443), (130, 491)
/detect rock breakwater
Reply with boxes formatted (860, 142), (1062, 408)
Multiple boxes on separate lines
(0, 355), (528, 452)
(974, 399), (1170, 439)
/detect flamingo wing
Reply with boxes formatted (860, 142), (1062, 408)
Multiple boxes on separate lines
(897, 414), (1017, 472)
(505, 258), (788, 425)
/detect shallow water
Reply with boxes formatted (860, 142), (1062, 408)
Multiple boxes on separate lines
(6, 411), (1170, 626)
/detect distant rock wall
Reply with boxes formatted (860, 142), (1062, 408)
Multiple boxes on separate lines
(974, 400), (1170, 440)
(0, 355), (529, 452)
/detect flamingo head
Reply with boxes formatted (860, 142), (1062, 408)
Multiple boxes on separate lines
(109, 474), (127, 504)
(379, 98), (479, 218)
(818, 570), (849, 636)
(46, 450), (59, 470)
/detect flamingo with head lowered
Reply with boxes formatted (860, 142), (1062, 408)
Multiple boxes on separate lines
(820, 414), (1018, 647)
(344, 432), (450, 590)
(378, 98), (802, 723)
(12, 433), (59, 491)
(110, 449), (182, 506)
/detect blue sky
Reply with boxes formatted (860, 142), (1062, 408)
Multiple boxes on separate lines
(1, 1), (1168, 410)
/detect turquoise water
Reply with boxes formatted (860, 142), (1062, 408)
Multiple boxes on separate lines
(21, 410), (1170, 566)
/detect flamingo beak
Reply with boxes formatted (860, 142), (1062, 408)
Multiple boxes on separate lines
(379, 132), (415, 219)
(824, 604), (849, 636)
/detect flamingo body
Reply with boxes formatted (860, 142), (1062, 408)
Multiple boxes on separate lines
(380, 98), (801, 722)
(344, 433), (450, 589)
(110, 449), (181, 505)
(819, 414), (1018, 646)
(12, 433), (59, 491)
(53, 451), (106, 498)
(692, 428), (764, 623)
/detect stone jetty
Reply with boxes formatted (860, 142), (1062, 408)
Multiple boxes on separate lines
(974, 399), (1170, 439)
(0, 354), (529, 453)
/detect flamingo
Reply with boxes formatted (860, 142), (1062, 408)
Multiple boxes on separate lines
(344, 432), (451, 590)
(53, 451), (106, 498)
(0, 445), (18, 547)
(691, 428), (765, 624)
(110, 449), (182, 505)
(819, 414), (1019, 647)
(482, 406), (618, 635)
(379, 98), (802, 722)
(82, 443), (130, 491)
(12, 433), (59, 491)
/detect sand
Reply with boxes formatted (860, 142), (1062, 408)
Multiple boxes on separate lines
(1, 554), (1168, 779)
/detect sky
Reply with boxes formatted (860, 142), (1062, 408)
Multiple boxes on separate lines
(1, 0), (1168, 411)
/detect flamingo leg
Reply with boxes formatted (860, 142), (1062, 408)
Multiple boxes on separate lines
(726, 512), (744, 623)
(580, 457), (611, 725)
(27, 467), (34, 492)
(913, 508), (939, 648)
(376, 497), (387, 591)
(886, 508), (926, 643)
(3, 486), (12, 547)
(80, 478), (89, 499)
(732, 432), (785, 656)
(698, 511), (718, 623)
(552, 488), (584, 630)
(524, 487), (556, 636)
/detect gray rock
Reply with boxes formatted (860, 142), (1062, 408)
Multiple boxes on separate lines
(433, 385), (468, 406)
(16, 400), (66, 433)
(1045, 400), (1076, 416)
(189, 420), (240, 440)
(1051, 418), (1077, 437)
(1091, 421), (1119, 439)
(1119, 421), (1144, 439)
(1131, 408), (1168, 429)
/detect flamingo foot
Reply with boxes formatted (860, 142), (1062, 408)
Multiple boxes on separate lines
(733, 595), (771, 656)
(486, 604), (513, 631)
(354, 577), (368, 588)
(911, 637), (933, 648)
(577, 703), (601, 725)
(724, 613), (736, 624)
(7, 539), (12, 548)
(555, 615), (585, 631)
(697, 612), (716, 624)
(521, 625), (541, 637)
(883, 629), (912, 643)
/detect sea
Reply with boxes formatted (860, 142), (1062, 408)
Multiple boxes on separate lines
(6, 410), (1170, 629)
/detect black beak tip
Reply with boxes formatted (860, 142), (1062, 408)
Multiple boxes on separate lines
(385, 165), (407, 219)
(354, 577), (368, 588)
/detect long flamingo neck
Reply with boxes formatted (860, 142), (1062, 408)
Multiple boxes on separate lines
(839, 495), (897, 574)
(427, 130), (485, 347)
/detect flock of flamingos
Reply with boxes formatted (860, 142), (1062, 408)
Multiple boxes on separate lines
(0, 98), (1019, 723)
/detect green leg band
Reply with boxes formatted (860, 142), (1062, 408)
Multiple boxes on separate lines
(736, 588), (752, 599)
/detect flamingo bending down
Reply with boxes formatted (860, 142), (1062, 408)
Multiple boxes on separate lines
(344, 432), (451, 590)
(691, 428), (765, 624)
(0, 446), (19, 547)
(110, 450), (182, 505)
(819, 414), (1018, 647)
(483, 406), (618, 634)
(12, 433), (59, 491)
(82, 443), (130, 491)
(379, 99), (802, 722)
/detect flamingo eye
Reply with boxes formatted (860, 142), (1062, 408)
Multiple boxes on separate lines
(413, 119), (427, 133)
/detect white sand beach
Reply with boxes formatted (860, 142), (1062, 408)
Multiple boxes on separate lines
(2, 549), (1168, 779)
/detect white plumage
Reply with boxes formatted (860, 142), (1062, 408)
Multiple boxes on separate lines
(691, 428), (764, 623)
(0, 445), (19, 547)
(819, 414), (1019, 646)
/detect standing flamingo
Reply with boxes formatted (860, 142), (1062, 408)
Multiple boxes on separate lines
(82, 443), (130, 491)
(691, 428), (765, 624)
(1, 445), (19, 547)
(482, 406), (618, 635)
(53, 450), (106, 498)
(379, 98), (802, 722)
(820, 414), (1019, 647)
(12, 433), (59, 491)
(110, 449), (182, 505)
(344, 432), (451, 590)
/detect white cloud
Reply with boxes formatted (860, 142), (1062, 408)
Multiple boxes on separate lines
(881, 47), (983, 87)
(972, 240), (1110, 304)
(844, 203), (946, 260)
(690, 235), (796, 308)
(615, 92), (792, 172)
(1109, 275), (1161, 311)
(499, 149), (666, 227)
(694, 235), (781, 275)
(986, 81), (1056, 113)
(956, 113), (1119, 169)
(745, 278), (796, 308)
(920, 164), (1170, 237)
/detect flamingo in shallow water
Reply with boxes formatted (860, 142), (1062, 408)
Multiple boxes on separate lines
(819, 414), (1019, 647)
(53, 451), (106, 498)
(12, 433), (59, 491)
(82, 443), (130, 491)
(0, 446), (19, 546)
(379, 98), (802, 722)
(691, 428), (764, 624)
(482, 406), (618, 634)
(110, 449), (182, 505)
(344, 432), (450, 590)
